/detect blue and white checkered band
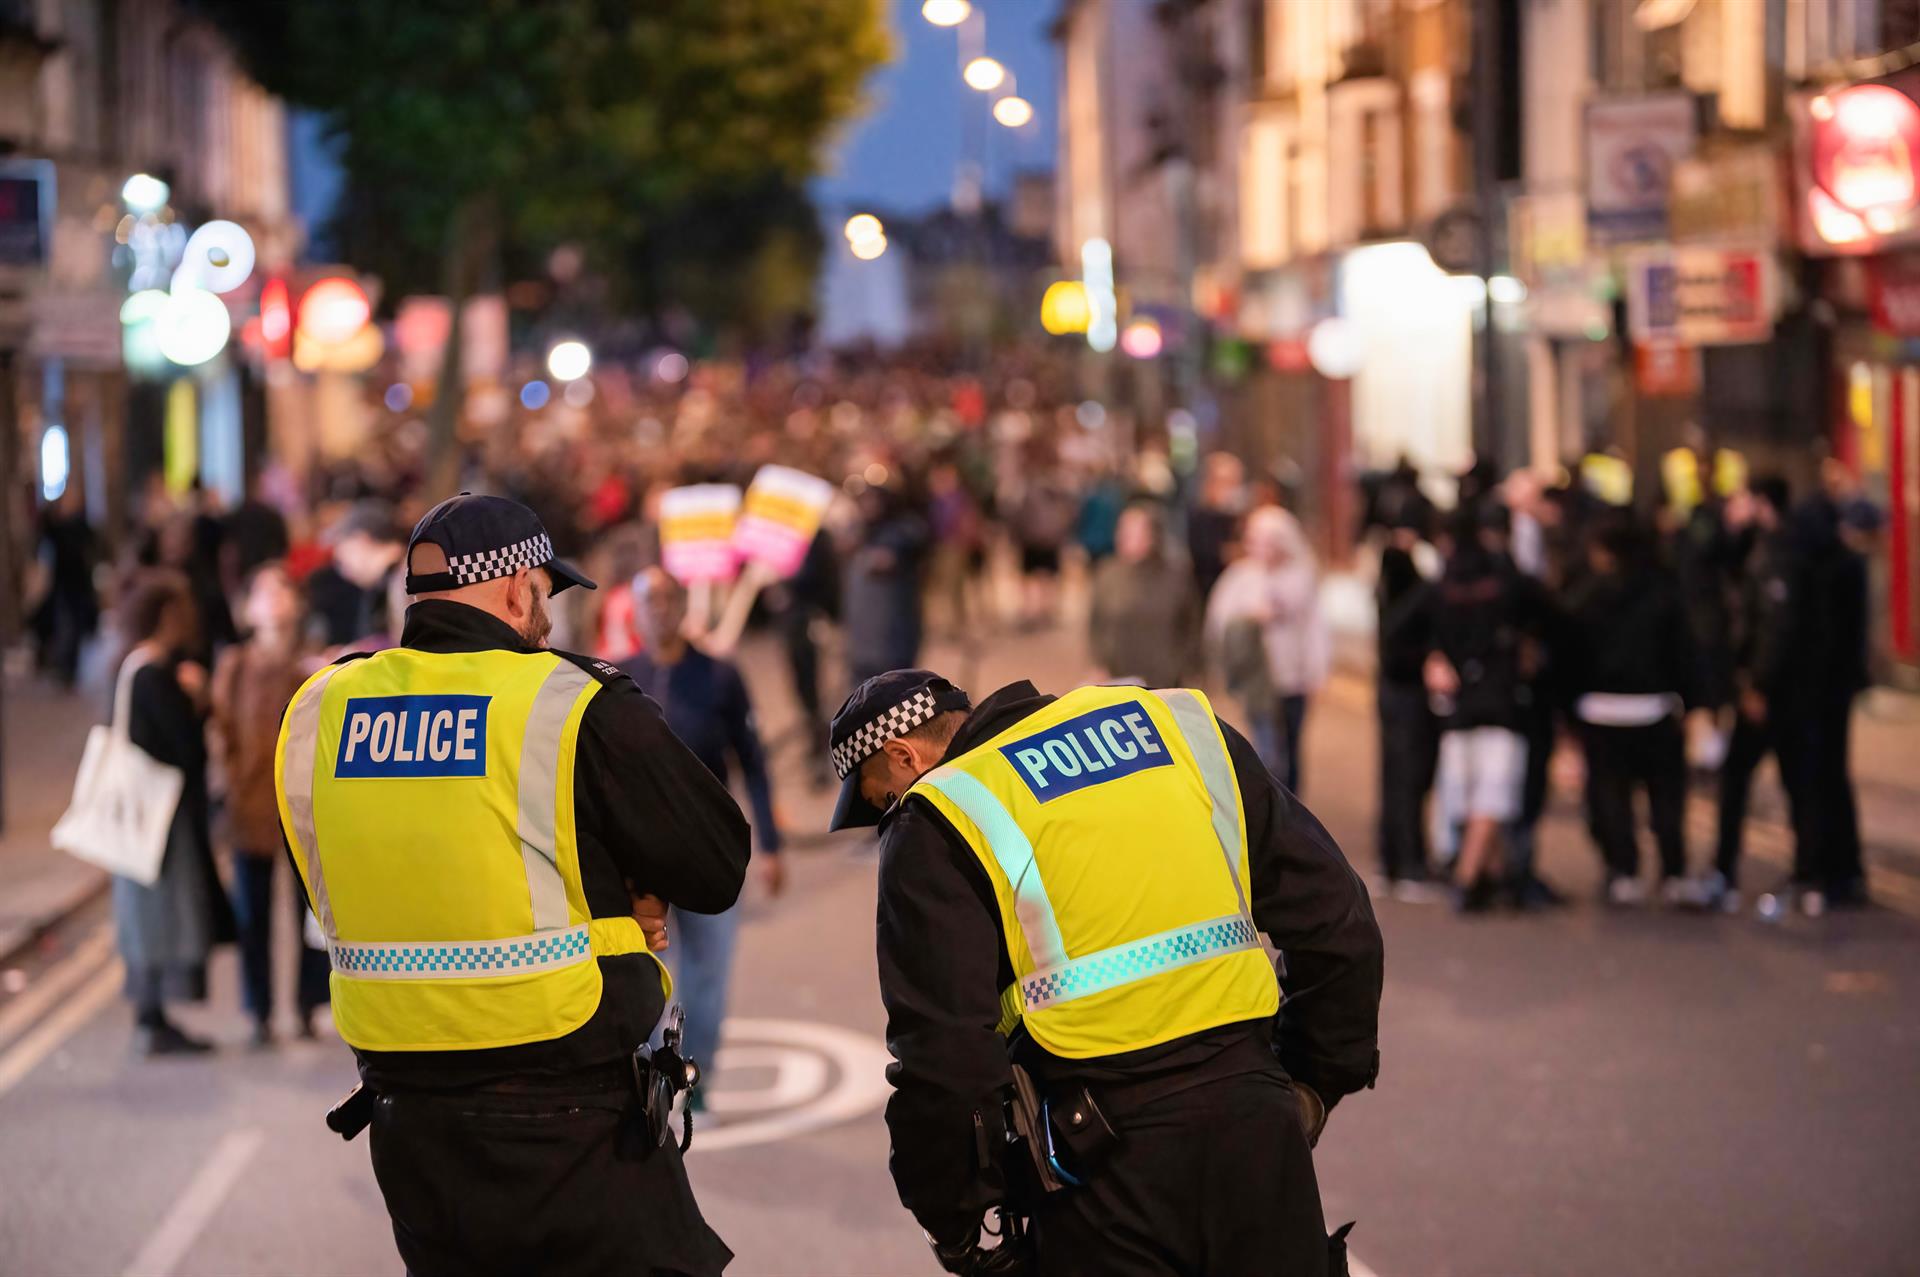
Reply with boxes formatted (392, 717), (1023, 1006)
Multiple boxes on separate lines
(832, 689), (940, 779)
(446, 533), (555, 586)
(327, 925), (593, 979)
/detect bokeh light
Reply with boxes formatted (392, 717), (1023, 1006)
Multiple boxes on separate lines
(851, 234), (888, 261)
(963, 57), (1005, 92)
(844, 213), (883, 243)
(155, 288), (233, 367)
(298, 277), (372, 345)
(922, 0), (970, 26)
(656, 351), (690, 383)
(993, 96), (1034, 128)
(564, 378), (596, 408)
(1120, 317), (1163, 360)
(547, 339), (592, 382)
(121, 173), (169, 214)
(520, 380), (552, 410)
(384, 383), (413, 412)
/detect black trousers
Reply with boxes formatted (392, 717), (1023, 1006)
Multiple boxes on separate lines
(1033, 1068), (1328, 1277)
(229, 850), (328, 1025)
(369, 1086), (731, 1277)
(1580, 718), (1688, 880)
(1376, 681), (1436, 882)
(1777, 693), (1864, 892)
(1715, 713), (1776, 888)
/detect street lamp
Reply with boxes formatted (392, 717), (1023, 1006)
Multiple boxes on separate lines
(851, 234), (888, 261)
(921, 0), (970, 25)
(844, 213), (883, 244)
(962, 56), (1005, 92)
(121, 173), (169, 215)
(992, 95), (1033, 128)
(547, 339), (592, 382)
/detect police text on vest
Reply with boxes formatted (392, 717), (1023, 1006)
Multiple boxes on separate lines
(336, 695), (491, 778)
(999, 703), (1175, 801)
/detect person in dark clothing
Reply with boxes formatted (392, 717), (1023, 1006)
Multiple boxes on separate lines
(1410, 509), (1553, 910)
(1711, 477), (1797, 913)
(1772, 495), (1872, 913)
(844, 485), (931, 683)
(766, 527), (838, 788)
(1561, 516), (1698, 905)
(110, 570), (236, 1055)
(832, 673), (1383, 1276)
(619, 566), (784, 1096)
(308, 497), (750, 1277)
(1187, 452), (1247, 601)
(1375, 522), (1439, 898)
(223, 486), (291, 585)
(31, 490), (100, 687)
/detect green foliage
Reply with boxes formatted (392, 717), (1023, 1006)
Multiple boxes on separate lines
(199, 0), (888, 318)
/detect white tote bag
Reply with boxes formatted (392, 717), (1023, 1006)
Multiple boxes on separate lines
(51, 652), (185, 887)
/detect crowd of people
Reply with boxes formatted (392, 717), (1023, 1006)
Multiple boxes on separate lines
(21, 346), (1886, 1053)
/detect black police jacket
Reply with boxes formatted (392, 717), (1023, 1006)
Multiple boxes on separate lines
(347, 600), (751, 1092)
(875, 681), (1385, 1243)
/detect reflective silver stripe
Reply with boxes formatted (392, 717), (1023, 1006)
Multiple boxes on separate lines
(1149, 689), (1252, 920)
(1019, 913), (1262, 1012)
(919, 767), (1069, 970)
(282, 666), (344, 937)
(328, 924), (592, 981)
(518, 662), (594, 932)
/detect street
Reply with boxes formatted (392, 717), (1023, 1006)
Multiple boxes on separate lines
(2, 619), (1917, 1277)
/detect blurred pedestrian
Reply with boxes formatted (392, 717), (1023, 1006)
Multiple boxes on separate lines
(1011, 466), (1077, 630)
(1086, 504), (1201, 688)
(112, 570), (234, 1056)
(1710, 477), (1796, 912)
(31, 489), (100, 688)
(1415, 509), (1550, 911)
(1375, 518), (1440, 900)
(767, 528), (838, 789)
(619, 567), (784, 1101)
(844, 484), (930, 684)
(1562, 516), (1697, 906)
(1187, 452), (1246, 600)
(1205, 507), (1328, 794)
(211, 563), (329, 1046)
(926, 460), (985, 638)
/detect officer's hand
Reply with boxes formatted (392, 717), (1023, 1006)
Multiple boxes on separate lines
(758, 854), (788, 899)
(1296, 1082), (1327, 1148)
(631, 892), (670, 951)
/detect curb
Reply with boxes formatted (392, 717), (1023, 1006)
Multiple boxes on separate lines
(0, 867), (109, 967)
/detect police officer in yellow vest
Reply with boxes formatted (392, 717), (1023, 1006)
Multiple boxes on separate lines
(275, 494), (749, 1277)
(829, 671), (1384, 1276)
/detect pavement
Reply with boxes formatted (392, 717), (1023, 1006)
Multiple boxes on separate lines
(0, 669), (107, 962)
(1, 614), (1918, 1276)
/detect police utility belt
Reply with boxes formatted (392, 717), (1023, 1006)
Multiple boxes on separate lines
(324, 1004), (702, 1155)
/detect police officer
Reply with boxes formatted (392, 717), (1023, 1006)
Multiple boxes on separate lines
(829, 671), (1384, 1276)
(275, 494), (748, 1277)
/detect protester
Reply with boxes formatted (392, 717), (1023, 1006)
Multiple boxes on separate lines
(620, 567), (783, 1100)
(1375, 517), (1441, 899)
(211, 563), (330, 1045)
(112, 570), (234, 1056)
(1086, 504), (1201, 689)
(1562, 516), (1698, 906)
(1205, 506), (1328, 794)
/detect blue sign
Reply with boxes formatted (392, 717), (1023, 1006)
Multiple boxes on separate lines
(1000, 704), (1173, 802)
(336, 695), (489, 779)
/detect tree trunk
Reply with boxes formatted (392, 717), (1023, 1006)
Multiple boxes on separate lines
(424, 196), (494, 497)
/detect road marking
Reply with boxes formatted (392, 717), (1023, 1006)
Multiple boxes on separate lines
(0, 958), (123, 1100)
(687, 1017), (893, 1154)
(0, 925), (115, 1052)
(120, 1127), (265, 1277)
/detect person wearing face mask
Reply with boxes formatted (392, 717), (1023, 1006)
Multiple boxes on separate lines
(273, 494), (749, 1277)
(829, 670), (1382, 1277)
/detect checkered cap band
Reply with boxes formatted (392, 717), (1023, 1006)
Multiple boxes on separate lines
(447, 533), (554, 586)
(832, 689), (939, 779)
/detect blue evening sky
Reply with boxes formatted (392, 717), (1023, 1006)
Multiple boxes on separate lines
(812, 0), (1060, 218)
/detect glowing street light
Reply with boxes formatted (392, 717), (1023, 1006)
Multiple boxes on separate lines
(963, 56), (1006, 92)
(922, 0), (971, 25)
(547, 339), (593, 382)
(851, 234), (888, 261)
(121, 173), (170, 215)
(993, 95), (1034, 128)
(844, 213), (884, 244)
(155, 288), (233, 367)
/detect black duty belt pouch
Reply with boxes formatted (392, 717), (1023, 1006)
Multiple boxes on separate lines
(1044, 1084), (1118, 1182)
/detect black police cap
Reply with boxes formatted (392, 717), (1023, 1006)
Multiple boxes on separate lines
(404, 493), (596, 596)
(827, 669), (971, 832)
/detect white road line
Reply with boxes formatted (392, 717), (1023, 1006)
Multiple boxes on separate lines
(120, 1128), (265, 1277)
(0, 958), (123, 1099)
(0, 926), (115, 1051)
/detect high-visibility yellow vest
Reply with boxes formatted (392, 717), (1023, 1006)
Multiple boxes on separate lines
(274, 646), (662, 1052)
(907, 685), (1278, 1059)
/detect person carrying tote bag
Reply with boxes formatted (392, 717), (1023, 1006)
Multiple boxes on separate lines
(54, 642), (184, 887)
(86, 570), (232, 1056)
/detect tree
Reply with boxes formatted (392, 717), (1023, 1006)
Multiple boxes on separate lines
(200, 0), (886, 487)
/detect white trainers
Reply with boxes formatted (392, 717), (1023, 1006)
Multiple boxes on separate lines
(1607, 876), (1648, 907)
